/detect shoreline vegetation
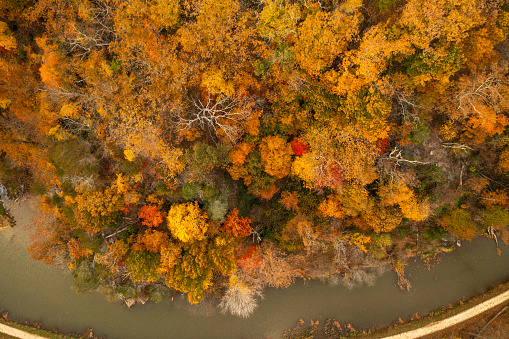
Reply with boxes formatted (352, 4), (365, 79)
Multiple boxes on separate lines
(1, 0), (509, 323)
(1, 275), (508, 339)
(0, 315), (98, 339)
(282, 280), (509, 339)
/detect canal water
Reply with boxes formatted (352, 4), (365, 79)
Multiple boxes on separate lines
(1, 198), (509, 339)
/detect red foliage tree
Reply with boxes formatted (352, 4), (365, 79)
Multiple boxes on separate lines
(376, 138), (390, 155)
(290, 137), (310, 156)
(238, 245), (261, 269)
(138, 205), (164, 228)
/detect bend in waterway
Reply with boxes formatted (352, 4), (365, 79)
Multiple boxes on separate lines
(1, 198), (509, 339)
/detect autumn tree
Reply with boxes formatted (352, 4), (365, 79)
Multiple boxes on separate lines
(293, 8), (361, 76)
(259, 135), (293, 179)
(378, 180), (430, 222)
(249, 244), (298, 289)
(166, 202), (208, 243)
(439, 208), (477, 240)
(138, 204), (164, 228)
(279, 191), (300, 212)
(280, 214), (318, 253)
(219, 272), (263, 318)
(400, 0), (485, 49)
(257, 0), (300, 43)
(126, 250), (161, 283)
(0, 21), (16, 51)
(165, 236), (236, 303)
(450, 62), (509, 143)
(221, 208), (252, 237)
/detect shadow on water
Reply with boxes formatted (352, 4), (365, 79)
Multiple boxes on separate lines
(1, 199), (509, 339)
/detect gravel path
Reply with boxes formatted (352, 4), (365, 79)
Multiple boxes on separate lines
(0, 323), (47, 339)
(383, 290), (509, 338)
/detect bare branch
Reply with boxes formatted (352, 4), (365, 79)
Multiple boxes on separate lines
(176, 89), (254, 143)
(387, 147), (430, 165)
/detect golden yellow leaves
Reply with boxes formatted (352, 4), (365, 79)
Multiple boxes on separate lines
(166, 202), (208, 243)
(36, 36), (66, 88)
(124, 149), (136, 162)
(47, 125), (65, 141)
(201, 70), (235, 97)
(339, 90), (391, 143)
(95, 240), (129, 273)
(159, 242), (182, 273)
(159, 147), (186, 185)
(75, 187), (124, 219)
(0, 21), (16, 51)
(293, 9), (361, 76)
(440, 121), (457, 141)
(147, 0), (180, 31)
(340, 0), (363, 14)
(291, 153), (316, 188)
(318, 195), (342, 219)
(259, 136), (292, 179)
(0, 98), (11, 110)
(115, 0), (179, 33)
(257, 0), (300, 42)
(349, 233), (371, 253)
(379, 181), (430, 222)
(400, 0), (484, 48)
(227, 165), (251, 184)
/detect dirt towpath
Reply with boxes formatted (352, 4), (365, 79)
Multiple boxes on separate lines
(0, 323), (47, 339)
(383, 290), (509, 338)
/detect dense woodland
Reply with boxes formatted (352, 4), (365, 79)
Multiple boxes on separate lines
(1, 0), (509, 318)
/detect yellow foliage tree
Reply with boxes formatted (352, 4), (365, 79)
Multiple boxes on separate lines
(318, 195), (343, 219)
(293, 9), (361, 76)
(379, 181), (430, 221)
(400, 0), (485, 49)
(167, 202), (209, 243)
(0, 21), (16, 51)
(257, 0), (300, 43)
(349, 233), (371, 253)
(259, 136), (292, 179)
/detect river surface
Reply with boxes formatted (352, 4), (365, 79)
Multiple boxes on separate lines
(1, 198), (509, 339)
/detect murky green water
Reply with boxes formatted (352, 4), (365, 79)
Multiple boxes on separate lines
(1, 199), (509, 339)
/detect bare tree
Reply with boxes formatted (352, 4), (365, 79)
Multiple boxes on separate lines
(176, 90), (255, 143)
(218, 275), (263, 318)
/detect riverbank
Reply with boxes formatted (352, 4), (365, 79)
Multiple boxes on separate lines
(283, 279), (509, 338)
(3, 279), (509, 339)
(2, 197), (509, 339)
(0, 317), (95, 339)
(362, 279), (509, 338)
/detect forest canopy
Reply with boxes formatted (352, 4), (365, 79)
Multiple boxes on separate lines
(1, 0), (509, 316)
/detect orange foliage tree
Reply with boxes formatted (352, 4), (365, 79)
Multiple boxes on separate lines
(138, 204), (165, 228)
(221, 208), (252, 237)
